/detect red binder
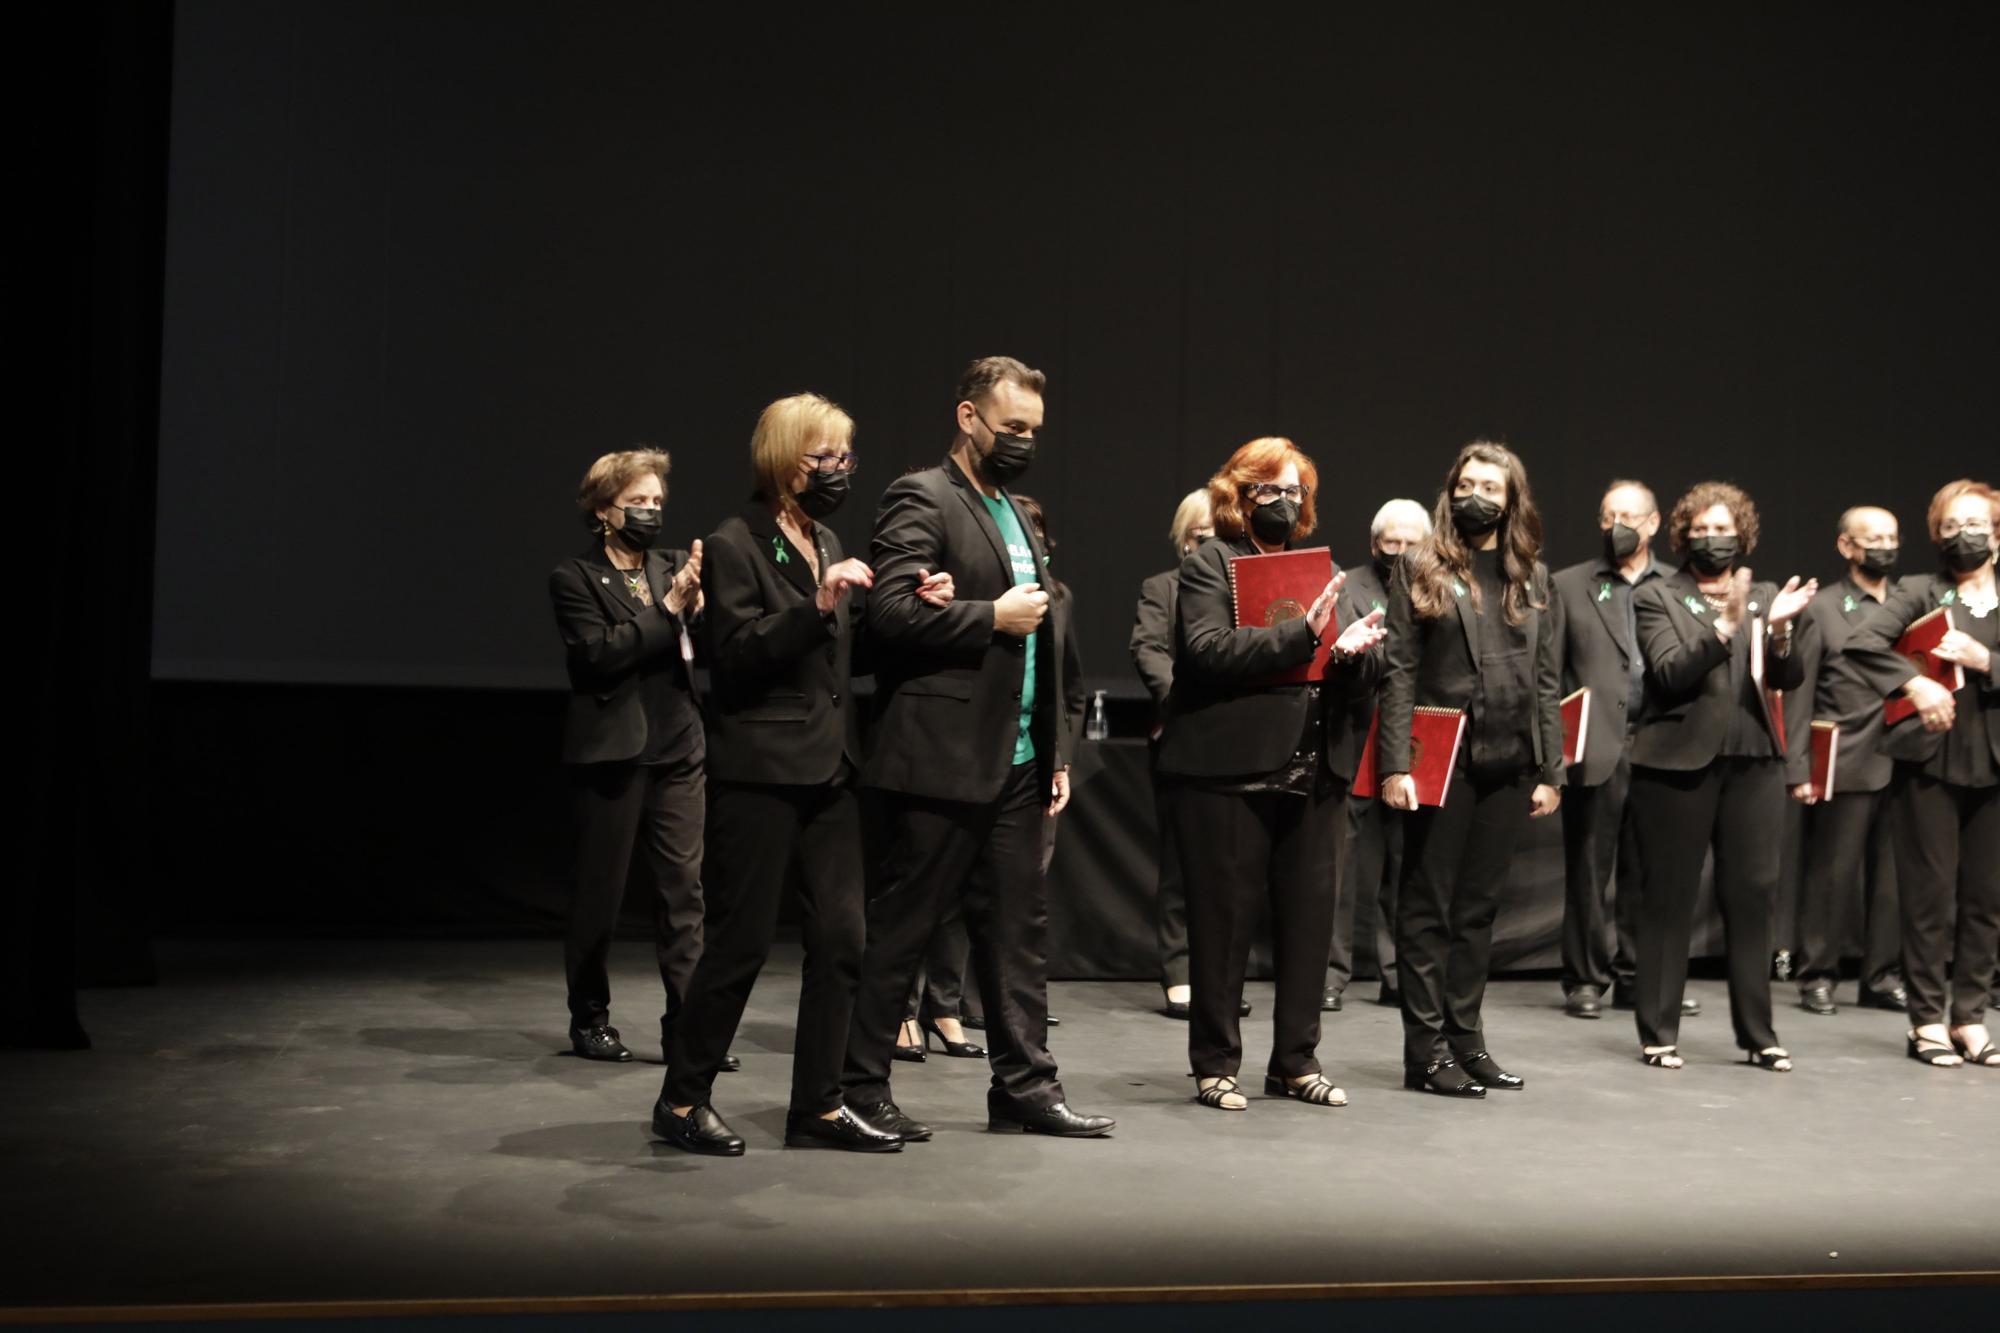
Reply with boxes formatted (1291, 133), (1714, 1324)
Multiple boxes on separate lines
(1808, 720), (1839, 801)
(1560, 687), (1590, 767)
(1351, 705), (1467, 806)
(1882, 607), (1964, 726)
(1227, 547), (1337, 685)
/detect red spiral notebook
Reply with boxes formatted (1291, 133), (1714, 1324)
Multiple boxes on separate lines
(1351, 705), (1467, 806)
(1808, 720), (1839, 801)
(1226, 547), (1337, 686)
(1560, 687), (1590, 767)
(1882, 607), (1963, 726)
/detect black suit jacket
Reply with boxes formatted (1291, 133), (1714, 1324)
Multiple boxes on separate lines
(861, 456), (1064, 804)
(1377, 555), (1565, 787)
(699, 503), (863, 786)
(1129, 568), (1179, 715)
(1780, 574), (1901, 793)
(1549, 557), (1673, 788)
(1628, 569), (1812, 771)
(1845, 572), (2000, 768)
(548, 540), (702, 766)
(1154, 536), (1381, 782)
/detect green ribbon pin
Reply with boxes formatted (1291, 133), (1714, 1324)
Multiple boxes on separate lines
(1597, 582), (1613, 602)
(1453, 579), (1468, 598)
(773, 536), (789, 564)
(1684, 594), (1706, 616)
(1941, 588), (1957, 606)
(1843, 594), (1857, 613)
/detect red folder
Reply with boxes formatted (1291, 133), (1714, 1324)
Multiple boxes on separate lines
(1560, 687), (1590, 767)
(1351, 706), (1467, 807)
(1227, 547), (1337, 686)
(1808, 720), (1838, 801)
(1883, 607), (1964, 726)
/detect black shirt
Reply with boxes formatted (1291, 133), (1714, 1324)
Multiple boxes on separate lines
(1938, 598), (1998, 788)
(1593, 554), (1666, 727)
(1467, 546), (1535, 776)
(635, 597), (703, 766)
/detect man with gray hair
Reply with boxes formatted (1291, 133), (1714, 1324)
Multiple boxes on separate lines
(1327, 498), (1431, 1010)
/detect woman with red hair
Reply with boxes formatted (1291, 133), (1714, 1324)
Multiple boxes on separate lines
(1154, 437), (1387, 1113)
(1846, 478), (2000, 1068)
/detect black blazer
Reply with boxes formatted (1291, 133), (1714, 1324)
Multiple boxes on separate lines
(1549, 557), (1674, 789)
(1154, 536), (1381, 782)
(700, 503), (863, 787)
(1332, 559), (1393, 766)
(1780, 575), (1902, 794)
(1845, 573), (2000, 769)
(1053, 585), (1087, 759)
(861, 456), (1065, 804)
(1377, 554), (1565, 787)
(1628, 569), (1812, 772)
(548, 541), (702, 766)
(1129, 568), (1179, 714)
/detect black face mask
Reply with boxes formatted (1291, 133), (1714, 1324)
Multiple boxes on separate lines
(1450, 493), (1503, 538)
(612, 506), (662, 551)
(797, 469), (850, 520)
(974, 415), (1036, 486)
(1250, 498), (1299, 545)
(1603, 522), (1642, 563)
(1686, 534), (1740, 576)
(1855, 546), (1899, 577)
(1373, 550), (1398, 581)
(1941, 531), (1995, 573)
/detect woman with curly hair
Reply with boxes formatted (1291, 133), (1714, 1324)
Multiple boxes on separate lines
(1627, 481), (1818, 1072)
(1379, 440), (1564, 1098)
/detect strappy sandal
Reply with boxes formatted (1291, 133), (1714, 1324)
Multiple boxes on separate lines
(1744, 1046), (1793, 1073)
(1640, 1046), (1683, 1069)
(1907, 1031), (1963, 1067)
(1264, 1073), (1347, 1107)
(1195, 1075), (1247, 1111)
(1950, 1032), (2000, 1067)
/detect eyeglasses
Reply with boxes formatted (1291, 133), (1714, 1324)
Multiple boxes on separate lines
(1247, 483), (1309, 504)
(803, 452), (859, 475)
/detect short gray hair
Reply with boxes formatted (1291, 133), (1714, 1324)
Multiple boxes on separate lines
(1370, 498), (1432, 540)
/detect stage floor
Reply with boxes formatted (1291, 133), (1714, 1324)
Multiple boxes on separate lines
(4, 939), (1996, 1312)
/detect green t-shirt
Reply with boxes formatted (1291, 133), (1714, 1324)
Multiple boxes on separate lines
(979, 491), (1038, 765)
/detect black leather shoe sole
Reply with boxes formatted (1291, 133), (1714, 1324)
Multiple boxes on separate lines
(986, 1117), (1116, 1137)
(651, 1111), (745, 1157)
(1322, 992), (1344, 1012)
(784, 1116), (902, 1153)
(1856, 989), (1908, 1012)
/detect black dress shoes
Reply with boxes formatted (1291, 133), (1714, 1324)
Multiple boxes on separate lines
(1240, 1000), (1253, 1017)
(1403, 1058), (1486, 1098)
(1800, 983), (1837, 1016)
(846, 1099), (932, 1142)
(1459, 1051), (1523, 1090)
(571, 1025), (633, 1061)
(785, 1107), (903, 1152)
(653, 1100), (745, 1156)
(1377, 985), (1401, 1008)
(1565, 986), (1603, 1019)
(1162, 1000), (1191, 1020)
(987, 1093), (1115, 1137)
(720, 1053), (741, 1072)
(1857, 984), (1908, 1012)
(1322, 988), (1343, 1013)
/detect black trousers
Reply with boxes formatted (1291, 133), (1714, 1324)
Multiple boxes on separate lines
(844, 763), (1059, 1111)
(1628, 759), (1782, 1052)
(1395, 767), (1531, 1068)
(565, 752), (704, 1033)
(1152, 772), (1191, 991)
(1330, 792), (1402, 993)
(1889, 769), (2000, 1026)
(1558, 752), (1643, 995)
(662, 779), (865, 1115)
(1173, 782), (1342, 1080)
(1794, 789), (1901, 994)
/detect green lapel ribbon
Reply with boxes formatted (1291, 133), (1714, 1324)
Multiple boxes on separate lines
(1453, 579), (1468, 598)
(1941, 588), (1956, 606)
(1843, 593), (1857, 613)
(1684, 594), (1707, 616)
(1598, 582), (1613, 602)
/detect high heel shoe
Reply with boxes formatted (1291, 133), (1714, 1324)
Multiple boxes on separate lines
(893, 1017), (925, 1063)
(920, 1017), (986, 1059)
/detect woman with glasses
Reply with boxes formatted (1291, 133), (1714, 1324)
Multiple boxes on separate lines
(1155, 438), (1387, 1113)
(1846, 479), (2000, 1069)
(656, 393), (955, 1154)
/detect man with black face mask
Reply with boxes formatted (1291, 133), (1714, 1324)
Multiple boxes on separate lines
(1549, 480), (1682, 1020)
(1781, 507), (1908, 1018)
(841, 355), (1115, 1141)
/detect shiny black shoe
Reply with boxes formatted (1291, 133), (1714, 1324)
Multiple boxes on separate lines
(845, 1098), (932, 1142)
(570, 1025), (633, 1062)
(1565, 986), (1603, 1019)
(1322, 988), (1344, 1013)
(785, 1106), (903, 1152)
(720, 1053), (741, 1072)
(986, 1094), (1115, 1137)
(1162, 1000), (1191, 1020)
(652, 1100), (745, 1156)
(1046, 1014), (1061, 1027)
(893, 1017), (926, 1063)
(1857, 984), (1908, 1012)
(1403, 1058), (1486, 1098)
(1459, 1051), (1523, 1090)
(920, 1018), (986, 1059)
(1239, 1000), (1253, 1017)
(1800, 983), (1837, 1016)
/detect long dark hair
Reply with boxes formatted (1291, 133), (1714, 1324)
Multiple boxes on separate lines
(1012, 493), (1067, 601)
(1405, 440), (1545, 624)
